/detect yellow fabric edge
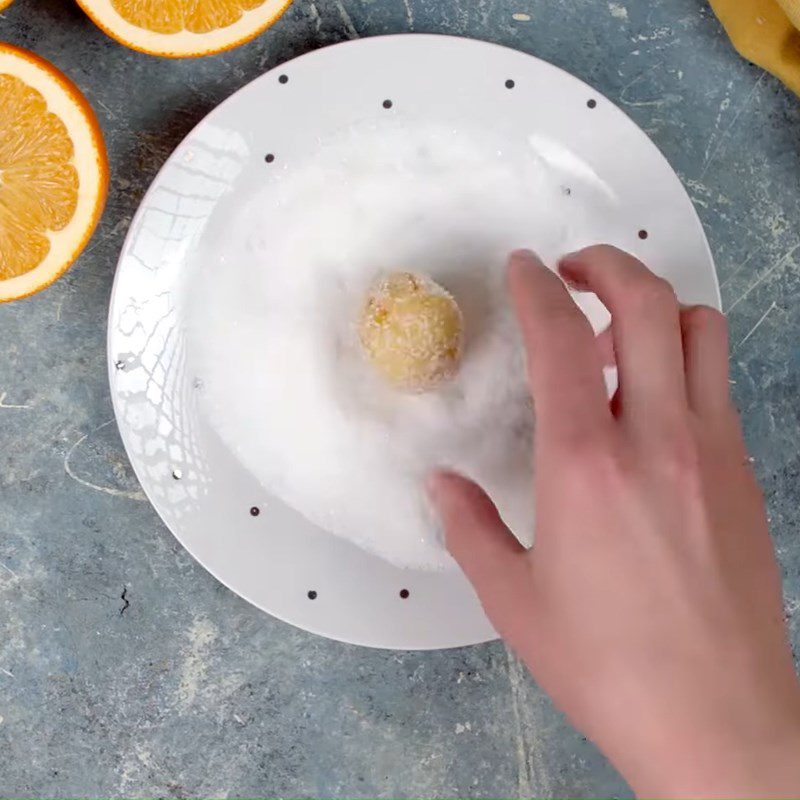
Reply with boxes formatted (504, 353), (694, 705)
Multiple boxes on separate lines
(709, 0), (800, 95)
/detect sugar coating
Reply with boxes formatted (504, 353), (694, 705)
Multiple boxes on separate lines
(189, 121), (614, 570)
(359, 272), (463, 392)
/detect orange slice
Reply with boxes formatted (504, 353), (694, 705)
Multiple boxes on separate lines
(0, 44), (108, 303)
(75, 0), (294, 58)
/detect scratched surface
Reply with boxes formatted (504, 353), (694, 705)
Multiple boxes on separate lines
(1, 0), (799, 797)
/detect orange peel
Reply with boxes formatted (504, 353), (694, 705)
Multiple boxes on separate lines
(74, 0), (294, 58)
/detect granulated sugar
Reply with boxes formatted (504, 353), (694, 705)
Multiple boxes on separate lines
(189, 120), (612, 570)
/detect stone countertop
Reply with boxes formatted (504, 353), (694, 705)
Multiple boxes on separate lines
(1, 0), (799, 796)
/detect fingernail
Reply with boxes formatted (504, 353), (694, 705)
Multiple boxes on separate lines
(557, 255), (589, 290)
(426, 469), (458, 504)
(561, 273), (590, 291)
(557, 253), (582, 273)
(425, 471), (445, 502)
(509, 248), (543, 268)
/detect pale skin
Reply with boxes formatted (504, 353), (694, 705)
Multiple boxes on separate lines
(427, 246), (800, 799)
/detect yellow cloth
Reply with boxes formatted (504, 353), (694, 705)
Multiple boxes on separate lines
(709, 0), (800, 95)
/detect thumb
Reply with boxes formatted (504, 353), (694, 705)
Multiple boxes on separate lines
(427, 470), (533, 631)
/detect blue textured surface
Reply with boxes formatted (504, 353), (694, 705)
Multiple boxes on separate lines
(1, 0), (799, 796)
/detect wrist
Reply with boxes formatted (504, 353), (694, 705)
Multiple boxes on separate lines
(656, 724), (800, 799)
(626, 692), (800, 799)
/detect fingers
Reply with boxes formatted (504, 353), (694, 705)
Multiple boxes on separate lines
(428, 469), (525, 570)
(508, 250), (611, 445)
(595, 325), (615, 367)
(558, 245), (688, 429)
(427, 470), (534, 634)
(680, 305), (731, 415)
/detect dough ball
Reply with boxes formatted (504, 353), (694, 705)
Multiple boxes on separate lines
(359, 272), (463, 392)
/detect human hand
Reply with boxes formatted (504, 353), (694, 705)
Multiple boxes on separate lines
(428, 246), (800, 799)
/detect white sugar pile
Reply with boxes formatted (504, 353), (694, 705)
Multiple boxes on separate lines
(189, 121), (612, 570)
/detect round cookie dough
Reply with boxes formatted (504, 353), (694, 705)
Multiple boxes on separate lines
(359, 272), (463, 392)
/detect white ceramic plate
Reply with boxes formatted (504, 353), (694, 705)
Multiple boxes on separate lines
(108, 34), (719, 650)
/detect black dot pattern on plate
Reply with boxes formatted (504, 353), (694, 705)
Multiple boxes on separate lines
(265, 153), (275, 163)
(638, 229), (649, 240)
(172, 469), (182, 480)
(279, 74), (288, 84)
(250, 506), (260, 517)
(307, 590), (318, 600)
(114, 359), (125, 370)
(587, 98), (598, 109)
(382, 99), (393, 109)
(505, 79), (515, 89)
(399, 589), (410, 599)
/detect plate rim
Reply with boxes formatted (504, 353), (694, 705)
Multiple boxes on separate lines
(107, 33), (720, 650)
